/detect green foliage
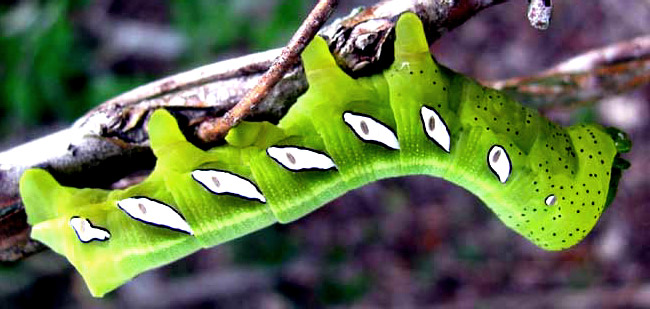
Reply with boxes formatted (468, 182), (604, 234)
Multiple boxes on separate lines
(170, 0), (306, 66)
(1, 1), (76, 126)
(0, 0), (307, 137)
(0, 1), (146, 135)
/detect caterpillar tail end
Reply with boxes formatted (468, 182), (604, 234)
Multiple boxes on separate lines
(19, 168), (77, 258)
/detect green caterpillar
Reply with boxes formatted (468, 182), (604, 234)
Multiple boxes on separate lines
(19, 13), (630, 297)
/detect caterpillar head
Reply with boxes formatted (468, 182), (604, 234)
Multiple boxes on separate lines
(497, 123), (630, 251)
(372, 12), (632, 251)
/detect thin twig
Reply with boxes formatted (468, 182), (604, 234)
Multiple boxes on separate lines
(196, 0), (339, 142)
(486, 35), (650, 109)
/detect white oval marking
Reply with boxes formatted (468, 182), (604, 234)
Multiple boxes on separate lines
(267, 146), (336, 171)
(117, 197), (194, 235)
(69, 217), (110, 243)
(488, 145), (511, 183)
(420, 106), (451, 152)
(343, 112), (400, 150)
(191, 169), (266, 203)
(545, 194), (557, 206)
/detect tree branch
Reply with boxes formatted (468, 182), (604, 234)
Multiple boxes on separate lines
(486, 35), (650, 110)
(0, 0), (535, 260)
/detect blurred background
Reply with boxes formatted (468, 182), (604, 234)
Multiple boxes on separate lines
(1, 0), (649, 308)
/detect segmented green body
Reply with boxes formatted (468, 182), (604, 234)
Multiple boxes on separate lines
(19, 14), (626, 297)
